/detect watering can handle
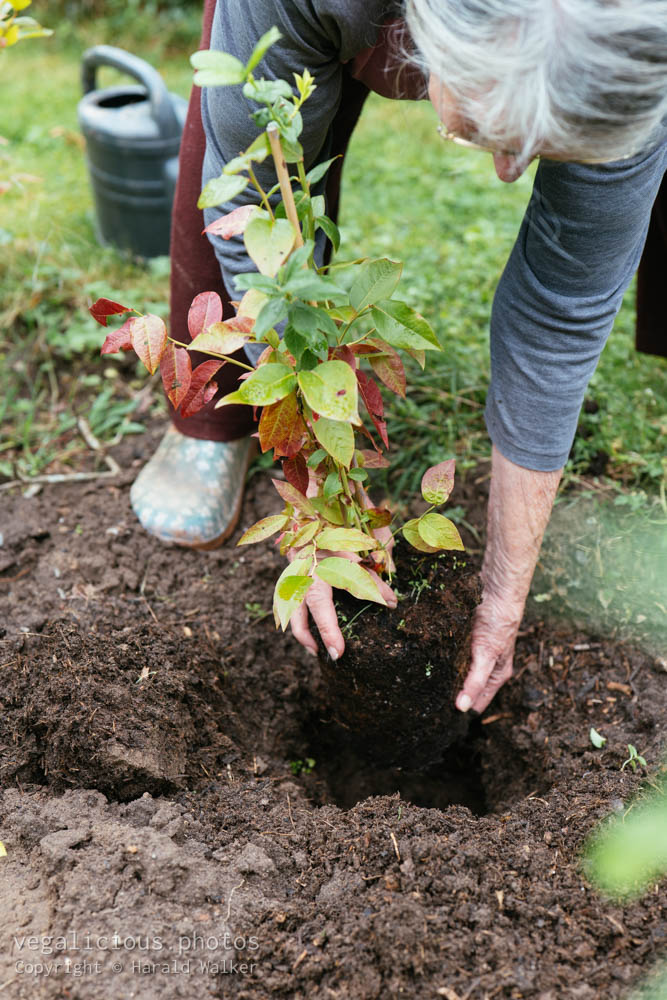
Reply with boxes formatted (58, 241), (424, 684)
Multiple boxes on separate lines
(81, 45), (181, 138)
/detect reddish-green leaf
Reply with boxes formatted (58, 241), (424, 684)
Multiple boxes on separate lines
(180, 359), (224, 417)
(365, 507), (393, 529)
(417, 512), (464, 551)
(188, 291), (223, 339)
(160, 344), (192, 410)
(358, 449), (390, 469)
(367, 341), (406, 398)
(202, 204), (256, 240)
(316, 527), (378, 552)
(259, 392), (308, 458)
(237, 514), (288, 546)
(421, 459), (456, 506)
(315, 557), (387, 604)
(100, 317), (134, 355)
(131, 314), (168, 375)
(291, 520), (320, 547)
(272, 478), (316, 517)
(282, 453), (309, 495)
(190, 321), (248, 357)
(90, 297), (132, 327)
(402, 517), (439, 553)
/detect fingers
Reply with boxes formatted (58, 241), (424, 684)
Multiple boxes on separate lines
(456, 644), (513, 714)
(289, 574), (346, 660)
(289, 600), (318, 657)
(456, 597), (519, 714)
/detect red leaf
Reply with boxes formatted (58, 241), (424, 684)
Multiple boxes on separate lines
(356, 370), (388, 448)
(188, 292), (223, 339)
(202, 205), (256, 240)
(259, 392), (308, 459)
(180, 359), (224, 418)
(225, 314), (255, 334)
(271, 478), (316, 517)
(100, 317), (134, 354)
(331, 345), (357, 369)
(130, 314), (168, 375)
(160, 344), (192, 411)
(282, 453), (309, 495)
(421, 459), (456, 506)
(359, 449), (390, 469)
(90, 297), (133, 327)
(367, 340), (406, 398)
(356, 370), (384, 418)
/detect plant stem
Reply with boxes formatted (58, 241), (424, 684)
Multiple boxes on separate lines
(247, 166), (274, 219)
(168, 338), (254, 372)
(296, 159), (315, 243)
(266, 123), (304, 247)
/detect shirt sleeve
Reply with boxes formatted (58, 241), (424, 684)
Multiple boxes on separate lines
(200, 0), (392, 310)
(485, 142), (667, 471)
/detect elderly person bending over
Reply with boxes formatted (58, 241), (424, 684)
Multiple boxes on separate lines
(130, 0), (667, 713)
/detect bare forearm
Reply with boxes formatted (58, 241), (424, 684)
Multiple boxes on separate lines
(457, 445), (562, 713)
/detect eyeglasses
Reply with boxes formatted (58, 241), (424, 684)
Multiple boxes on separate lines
(437, 124), (635, 166)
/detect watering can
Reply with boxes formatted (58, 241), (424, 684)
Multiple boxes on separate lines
(78, 45), (188, 258)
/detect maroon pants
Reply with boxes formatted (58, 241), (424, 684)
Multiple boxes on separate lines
(169, 3), (665, 444)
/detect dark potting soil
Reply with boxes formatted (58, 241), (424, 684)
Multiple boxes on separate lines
(0, 424), (665, 1000)
(316, 543), (482, 770)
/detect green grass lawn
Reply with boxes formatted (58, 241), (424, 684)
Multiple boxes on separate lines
(1, 13), (666, 504)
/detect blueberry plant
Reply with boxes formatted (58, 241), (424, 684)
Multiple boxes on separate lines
(91, 28), (464, 631)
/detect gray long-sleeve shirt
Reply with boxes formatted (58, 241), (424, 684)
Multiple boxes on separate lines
(201, 0), (667, 472)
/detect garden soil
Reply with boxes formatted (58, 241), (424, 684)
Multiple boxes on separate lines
(0, 424), (665, 1000)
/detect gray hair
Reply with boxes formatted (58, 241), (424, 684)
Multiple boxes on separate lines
(405, 0), (667, 163)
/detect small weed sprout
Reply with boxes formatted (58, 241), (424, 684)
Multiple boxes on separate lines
(290, 757), (315, 776)
(590, 727), (607, 749)
(425, 662), (434, 678)
(245, 602), (270, 621)
(621, 744), (647, 772)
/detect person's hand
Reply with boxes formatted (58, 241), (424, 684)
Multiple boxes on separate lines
(289, 483), (396, 658)
(289, 546), (396, 658)
(456, 445), (563, 714)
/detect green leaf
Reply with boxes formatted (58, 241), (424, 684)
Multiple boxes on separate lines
(273, 558), (314, 630)
(347, 467), (368, 482)
(323, 470), (343, 499)
(402, 518), (440, 553)
(315, 558), (387, 604)
(283, 272), (347, 302)
(297, 361), (359, 422)
(312, 416), (355, 466)
(244, 215), (296, 277)
(292, 521), (320, 547)
(311, 195), (325, 218)
(370, 300), (441, 351)
(243, 78), (293, 103)
(307, 448), (327, 468)
(223, 136), (271, 174)
(417, 513), (465, 551)
(316, 528), (378, 552)
(280, 135), (304, 163)
(245, 25), (282, 74)
(254, 297), (289, 339)
(191, 49), (247, 87)
(315, 215), (341, 253)
(281, 242), (315, 283)
(421, 459), (456, 505)
(310, 497), (344, 525)
(306, 156), (340, 186)
(290, 302), (339, 341)
(349, 258), (403, 312)
(590, 727), (607, 749)
(198, 173), (248, 210)
(237, 514), (288, 546)
(234, 273), (279, 295)
(217, 363), (295, 407)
